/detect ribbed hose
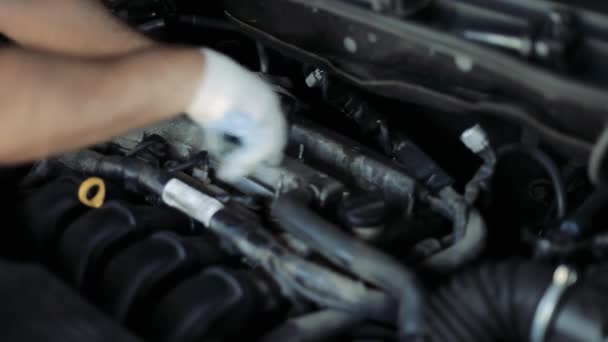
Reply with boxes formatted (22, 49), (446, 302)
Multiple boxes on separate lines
(426, 261), (554, 342)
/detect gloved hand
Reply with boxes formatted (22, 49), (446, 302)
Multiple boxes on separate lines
(187, 49), (288, 182)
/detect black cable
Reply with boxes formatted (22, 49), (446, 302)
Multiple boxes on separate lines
(559, 187), (608, 238)
(59, 150), (169, 194)
(498, 144), (567, 220)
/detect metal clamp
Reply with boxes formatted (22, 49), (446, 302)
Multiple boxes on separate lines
(530, 265), (578, 342)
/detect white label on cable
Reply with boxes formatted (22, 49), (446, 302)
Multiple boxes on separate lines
(162, 179), (224, 226)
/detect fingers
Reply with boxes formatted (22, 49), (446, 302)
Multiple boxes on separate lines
(216, 143), (271, 182)
(203, 129), (226, 155)
(217, 140), (286, 182)
(216, 114), (288, 182)
(265, 111), (289, 166)
(266, 152), (284, 167)
(186, 48), (288, 180)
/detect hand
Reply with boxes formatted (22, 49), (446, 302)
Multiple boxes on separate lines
(187, 49), (288, 182)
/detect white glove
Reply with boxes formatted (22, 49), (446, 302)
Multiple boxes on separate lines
(187, 49), (288, 182)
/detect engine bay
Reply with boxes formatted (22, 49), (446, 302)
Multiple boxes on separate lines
(6, 1), (608, 341)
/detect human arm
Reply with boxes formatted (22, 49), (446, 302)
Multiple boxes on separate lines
(0, 0), (153, 57)
(0, 46), (202, 163)
(0, 1), (287, 180)
(0, 46), (287, 180)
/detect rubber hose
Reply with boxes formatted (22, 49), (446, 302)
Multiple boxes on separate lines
(59, 151), (397, 325)
(261, 310), (363, 342)
(427, 261), (550, 341)
(209, 210), (397, 325)
(422, 207), (486, 273)
(347, 261), (607, 341)
(272, 190), (425, 340)
(560, 187), (608, 238)
(59, 150), (169, 195)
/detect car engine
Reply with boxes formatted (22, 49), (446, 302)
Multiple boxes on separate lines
(7, 1), (608, 341)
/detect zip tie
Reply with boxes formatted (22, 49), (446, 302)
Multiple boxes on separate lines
(78, 177), (107, 209)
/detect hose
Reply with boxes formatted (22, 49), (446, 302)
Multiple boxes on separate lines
(59, 150), (169, 195)
(290, 120), (417, 204)
(260, 310), (364, 342)
(498, 144), (567, 220)
(427, 261), (552, 341)
(422, 202), (486, 273)
(426, 261), (607, 342)
(559, 187), (608, 238)
(272, 190), (425, 340)
(589, 125), (608, 185)
(58, 150), (396, 325)
(209, 210), (396, 325)
(291, 120), (486, 272)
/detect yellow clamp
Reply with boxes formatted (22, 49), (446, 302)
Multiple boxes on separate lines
(78, 177), (107, 209)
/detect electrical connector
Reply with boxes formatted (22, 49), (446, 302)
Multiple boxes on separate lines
(305, 69), (326, 88)
(461, 125), (490, 154)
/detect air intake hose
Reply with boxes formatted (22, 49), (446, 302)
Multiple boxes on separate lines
(427, 261), (607, 342)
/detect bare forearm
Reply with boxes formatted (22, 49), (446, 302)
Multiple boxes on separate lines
(0, 0), (153, 57)
(0, 47), (204, 163)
